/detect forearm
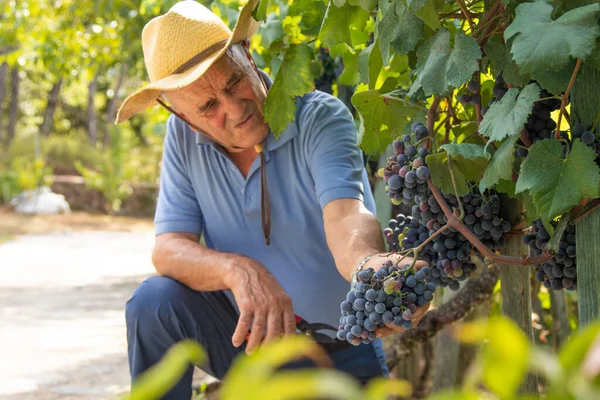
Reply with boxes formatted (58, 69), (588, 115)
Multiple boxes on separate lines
(152, 233), (255, 292)
(325, 208), (388, 282)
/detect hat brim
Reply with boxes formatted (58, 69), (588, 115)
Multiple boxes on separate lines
(115, 0), (260, 124)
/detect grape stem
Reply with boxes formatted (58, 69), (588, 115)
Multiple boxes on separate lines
(426, 97), (442, 151)
(426, 179), (552, 266)
(473, 0), (501, 38)
(394, 223), (450, 269)
(555, 58), (582, 139)
(457, 0), (476, 32)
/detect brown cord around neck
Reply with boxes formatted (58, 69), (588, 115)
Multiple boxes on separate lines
(256, 145), (271, 246)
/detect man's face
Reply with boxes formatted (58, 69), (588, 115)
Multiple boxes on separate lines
(166, 44), (269, 152)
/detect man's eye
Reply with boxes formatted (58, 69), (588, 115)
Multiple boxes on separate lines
(230, 77), (243, 90)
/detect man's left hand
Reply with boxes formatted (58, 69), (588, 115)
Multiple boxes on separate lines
(374, 302), (430, 339)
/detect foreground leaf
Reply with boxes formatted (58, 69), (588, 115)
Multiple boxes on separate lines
(504, 2), (600, 74)
(352, 91), (423, 154)
(364, 377), (412, 399)
(221, 336), (332, 399)
(264, 44), (314, 137)
(479, 83), (540, 144)
(516, 140), (600, 224)
(260, 370), (362, 400)
(126, 340), (205, 400)
(458, 317), (530, 398)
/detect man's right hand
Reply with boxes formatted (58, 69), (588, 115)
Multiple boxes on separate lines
(227, 257), (297, 354)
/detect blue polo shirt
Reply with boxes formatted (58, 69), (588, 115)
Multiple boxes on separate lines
(154, 82), (376, 329)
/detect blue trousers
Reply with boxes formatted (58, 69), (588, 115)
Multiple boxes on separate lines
(126, 276), (389, 399)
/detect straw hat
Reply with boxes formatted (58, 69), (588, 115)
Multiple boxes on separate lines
(115, 0), (260, 124)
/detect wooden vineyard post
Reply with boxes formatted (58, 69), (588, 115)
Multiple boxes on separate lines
(499, 196), (539, 395)
(570, 62), (600, 328)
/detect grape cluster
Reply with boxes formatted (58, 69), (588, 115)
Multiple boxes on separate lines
(524, 220), (577, 291)
(459, 77), (481, 106)
(481, 75), (508, 117)
(384, 214), (416, 252)
(572, 123), (600, 166)
(411, 189), (511, 290)
(314, 48), (337, 94)
(516, 90), (562, 157)
(338, 260), (436, 345)
(379, 122), (430, 206)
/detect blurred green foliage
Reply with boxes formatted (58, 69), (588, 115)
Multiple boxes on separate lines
(122, 315), (600, 400)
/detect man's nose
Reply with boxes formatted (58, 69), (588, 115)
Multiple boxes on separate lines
(222, 95), (245, 123)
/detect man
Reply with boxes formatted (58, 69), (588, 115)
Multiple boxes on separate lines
(116, 1), (428, 398)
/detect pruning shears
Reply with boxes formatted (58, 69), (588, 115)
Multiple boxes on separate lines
(244, 314), (338, 343)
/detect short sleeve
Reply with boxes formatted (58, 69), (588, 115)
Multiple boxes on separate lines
(299, 93), (367, 209)
(154, 116), (204, 236)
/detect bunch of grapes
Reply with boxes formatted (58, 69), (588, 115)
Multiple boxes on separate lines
(338, 260), (436, 345)
(523, 220), (577, 291)
(411, 189), (511, 290)
(572, 123), (600, 166)
(314, 48), (337, 94)
(516, 90), (562, 157)
(379, 122), (431, 206)
(481, 75), (508, 117)
(384, 214), (415, 251)
(459, 77), (481, 107)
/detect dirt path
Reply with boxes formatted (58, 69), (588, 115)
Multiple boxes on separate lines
(0, 211), (212, 400)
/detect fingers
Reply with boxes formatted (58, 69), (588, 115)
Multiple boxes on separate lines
(283, 310), (297, 336)
(263, 312), (283, 343)
(375, 325), (399, 338)
(245, 314), (267, 354)
(376, 302), (431, 339)
(232, 311), (254, 348)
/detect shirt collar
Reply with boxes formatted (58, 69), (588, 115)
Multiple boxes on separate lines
(195, 69), (300, 151)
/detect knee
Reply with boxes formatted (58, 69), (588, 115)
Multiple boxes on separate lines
(125, 275), (187, 327)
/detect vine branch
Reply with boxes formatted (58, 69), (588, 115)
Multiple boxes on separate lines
(555, 58), (582, 139)
(387, 265), (499, 364)
(427, 179), (552, 266)
(457, 0), (476, 32)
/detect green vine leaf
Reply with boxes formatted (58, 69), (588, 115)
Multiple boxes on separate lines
(504, 2), (600, 74)
(412, 0), (440, 30)
(440, 143), (489, 161)
(347, 0), (378, 11)
(406, 0), (427, 13)
(319, 1), (370, 47)
(358, 41), (383, 88)
(516, 140), (600, 224)
(252, 0), (273, 21)
(390, 3), (424, 56)
(408, 30), (481, 97)
(484, 37), (530, 87)
(479, 135), (519, 192)
(426, 152), (470, 197)
(264, 44), (315, 138)
(479, 83), (540, 145)
(352, 91), (423, 154)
